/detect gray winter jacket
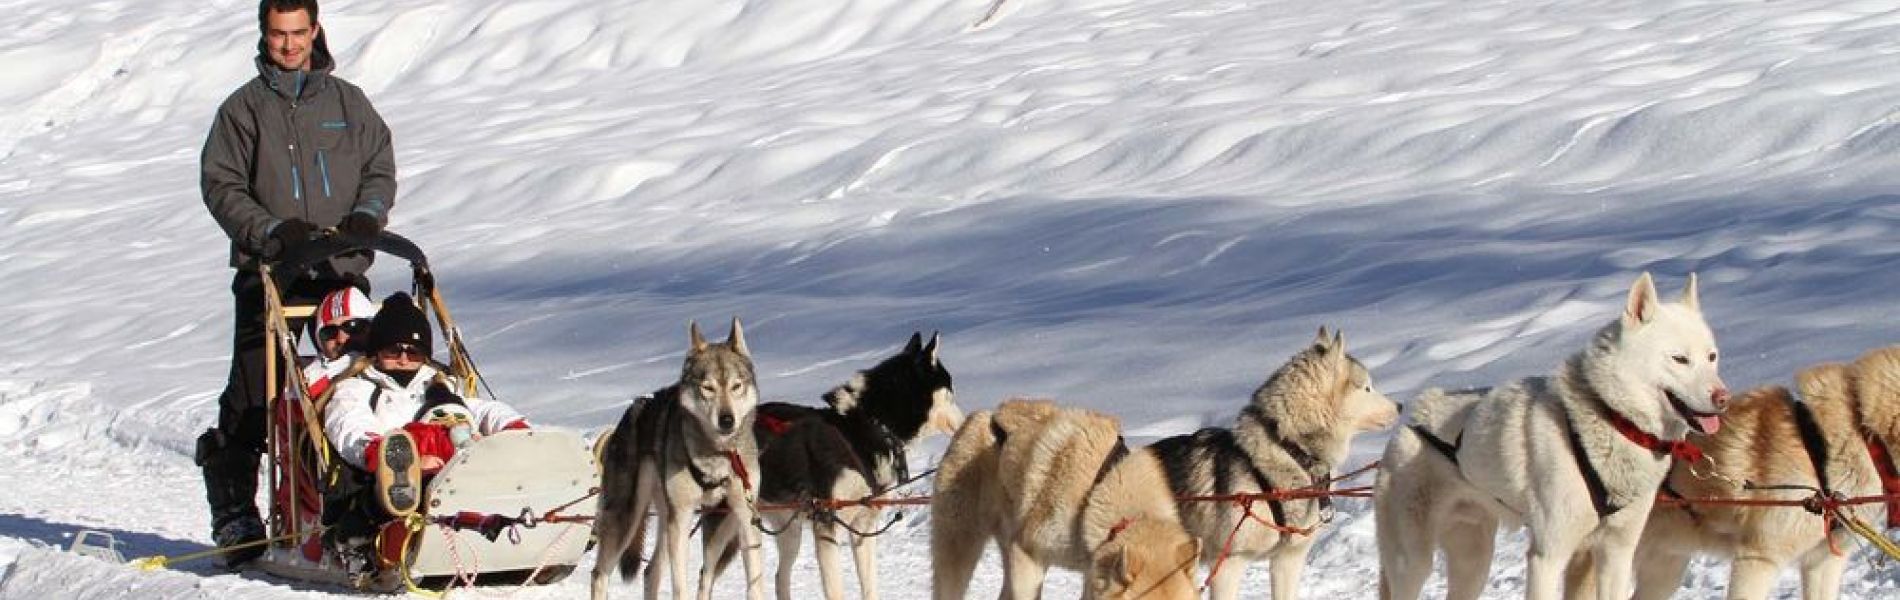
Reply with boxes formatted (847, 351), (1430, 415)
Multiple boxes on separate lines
(201, 33), (395, 272)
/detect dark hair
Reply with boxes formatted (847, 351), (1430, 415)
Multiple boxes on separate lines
(258, 0), (320, 30)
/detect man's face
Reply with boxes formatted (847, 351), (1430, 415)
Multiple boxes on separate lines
(263, 8), (319, 72)
(318, 319), (364, 360)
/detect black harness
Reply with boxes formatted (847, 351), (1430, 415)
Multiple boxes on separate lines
(1558, 402), (1621, 518)
(1240, 406), (1333, 525)
(1789, 396), (1835, 499)
(1092, 437), (1130, 491)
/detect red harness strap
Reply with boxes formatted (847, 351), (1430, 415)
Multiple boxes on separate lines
(1604, 408), (1706, 464)
(1864, 434), (1900, 529)
(1102, 517), (1135, 545)
(725, 450), (754, 493)
(758, 413), (793, 436)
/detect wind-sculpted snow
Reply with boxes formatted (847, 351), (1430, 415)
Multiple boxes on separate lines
(3, 0), (1900, 597)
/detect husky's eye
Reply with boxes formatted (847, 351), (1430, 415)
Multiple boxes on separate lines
(700, 383), (717, 396)
(1671, 354), (1690, 365)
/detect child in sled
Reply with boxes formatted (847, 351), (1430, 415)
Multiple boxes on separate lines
(320, 291), (530, 575)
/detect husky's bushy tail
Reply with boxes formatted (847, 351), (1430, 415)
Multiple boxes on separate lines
(930, 408), (1004, 600)
(594, 396), (654, 585)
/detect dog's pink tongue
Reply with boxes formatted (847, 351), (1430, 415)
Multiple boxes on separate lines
(1696, 414), (1723, 434)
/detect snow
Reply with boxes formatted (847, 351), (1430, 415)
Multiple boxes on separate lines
(3, 0), (1900, 597)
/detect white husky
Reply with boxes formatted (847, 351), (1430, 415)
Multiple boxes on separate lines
(1375, 273), (1730, 600)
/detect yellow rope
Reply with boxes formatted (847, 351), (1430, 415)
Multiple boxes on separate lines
(392, 514), (448, 599)
(128, 528), (315, 572)
(1840, 512), (1900, 561)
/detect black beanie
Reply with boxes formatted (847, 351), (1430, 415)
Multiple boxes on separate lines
(369, 292), (432, 357)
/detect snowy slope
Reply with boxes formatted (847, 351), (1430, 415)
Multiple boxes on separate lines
(3, 0), (1900, 597)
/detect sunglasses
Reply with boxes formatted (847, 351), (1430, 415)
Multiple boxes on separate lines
(319, 319), (369, 341)
(377, 344), (427, 360)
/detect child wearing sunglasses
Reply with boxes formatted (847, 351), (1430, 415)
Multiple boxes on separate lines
(319, 291), (530, 574)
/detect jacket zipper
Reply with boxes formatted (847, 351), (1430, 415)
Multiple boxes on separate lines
(287, 98), (305, 216)
(316, 150), (332, 198)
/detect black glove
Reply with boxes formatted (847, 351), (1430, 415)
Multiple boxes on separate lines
(267, 218), (315, 260)
(339, 212), (382, 241)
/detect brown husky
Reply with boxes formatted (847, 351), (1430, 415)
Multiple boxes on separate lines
(931, 399), (1202, 600)
(1594, 345), (1900, 600)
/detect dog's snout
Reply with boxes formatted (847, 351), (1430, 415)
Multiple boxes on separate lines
(1711, 387), (1731, 410)
(717, 412), (736, 432)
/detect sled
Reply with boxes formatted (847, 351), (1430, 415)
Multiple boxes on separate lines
(253, 232), (597, 593)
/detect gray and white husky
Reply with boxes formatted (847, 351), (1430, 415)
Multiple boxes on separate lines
(592, 319), (765, 600)
(1375, 273), (1730, 600)
(1149, 328), (1398, 600)
(704, 332), (965, 600)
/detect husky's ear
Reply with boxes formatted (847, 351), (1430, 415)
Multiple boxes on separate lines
(904, 331), (924, 355)
(923, 331), (942, 366)
(1682, 272), (1701, 312)
(1624, 272), (1661, 327)
(727, 317), (749, 357)
(689, 320), (708, 353)
(1314, 326), (1332, 351)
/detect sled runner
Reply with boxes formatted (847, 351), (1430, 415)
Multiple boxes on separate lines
(255, 232), (597, 592)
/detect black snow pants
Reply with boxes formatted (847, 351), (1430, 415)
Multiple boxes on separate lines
(198, 269), (354, 533)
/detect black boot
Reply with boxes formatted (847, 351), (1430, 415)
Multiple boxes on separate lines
(198, 428), (266, 567)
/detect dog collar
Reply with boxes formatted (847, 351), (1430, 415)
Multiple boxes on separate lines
(1604, 404), (1706, 464)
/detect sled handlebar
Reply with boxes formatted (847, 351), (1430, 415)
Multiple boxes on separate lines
(270, 231), (429, 282)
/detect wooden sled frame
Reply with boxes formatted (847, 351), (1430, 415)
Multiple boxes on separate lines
(253, 232), (596, 592)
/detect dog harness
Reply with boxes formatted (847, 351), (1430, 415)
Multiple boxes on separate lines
(1093, 437), (1130, 490)
(1864, 432), (1900, 529)
(1558, 404), (1622, 518)
(1564, 386), (1707, 519)
(1241, 406), (1334, 525)
(1789, 397), (1836, 500)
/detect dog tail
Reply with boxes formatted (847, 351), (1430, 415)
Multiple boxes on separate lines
(931, 409), (1001, 599)
(593, 396), (654, 588)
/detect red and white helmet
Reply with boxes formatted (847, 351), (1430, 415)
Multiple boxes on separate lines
(316, 286), (375, 330)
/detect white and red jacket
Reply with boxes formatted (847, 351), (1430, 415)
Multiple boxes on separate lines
(301, 353), (359, 399)
(324, 363), (527, 470)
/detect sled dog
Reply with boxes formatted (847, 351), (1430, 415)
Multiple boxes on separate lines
(1376, 273), (1730, 600)
(1149, 327), (1398, 600)
(1603, 345), (1900, 600)
(703, 331), (965, 600)
(932, 399), (1202, 600)
(591, 319), (765, 600)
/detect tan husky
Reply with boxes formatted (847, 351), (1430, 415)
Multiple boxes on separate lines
(932, 399), (1202, 600)
(1590, 345), (1900, 600)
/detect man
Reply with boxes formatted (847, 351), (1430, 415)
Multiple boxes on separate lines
(198, 0), (396, 567)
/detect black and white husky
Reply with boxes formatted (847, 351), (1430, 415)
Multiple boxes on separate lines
(706, 332), (963, 600)
(592, 319), (765, 600)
